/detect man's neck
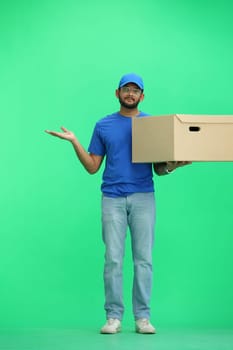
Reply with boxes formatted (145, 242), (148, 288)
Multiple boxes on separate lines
(119, 106), (140, 118)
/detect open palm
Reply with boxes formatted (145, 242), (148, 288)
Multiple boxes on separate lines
(45, 127), (75, 142)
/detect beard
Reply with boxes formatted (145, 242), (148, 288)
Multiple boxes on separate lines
(118, 96), (140, 109)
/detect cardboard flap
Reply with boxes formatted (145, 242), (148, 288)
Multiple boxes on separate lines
(175, 114), (233, 124)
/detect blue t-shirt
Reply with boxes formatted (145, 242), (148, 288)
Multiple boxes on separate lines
(88, 112), (154, 197)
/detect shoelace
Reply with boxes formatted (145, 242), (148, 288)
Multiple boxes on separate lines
(108, 318), (118, 325)
(139, 319), (149, 327)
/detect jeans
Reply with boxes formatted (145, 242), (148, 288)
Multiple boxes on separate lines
(101, 192), (155, 321)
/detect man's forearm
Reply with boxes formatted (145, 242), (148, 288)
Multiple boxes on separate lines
(71, 138), (100, 174)
(154, 161), (191, 175)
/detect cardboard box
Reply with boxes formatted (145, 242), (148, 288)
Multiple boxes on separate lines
(132, 114), (233, 162)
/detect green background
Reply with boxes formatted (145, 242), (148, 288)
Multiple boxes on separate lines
(1, 0), (233, 330)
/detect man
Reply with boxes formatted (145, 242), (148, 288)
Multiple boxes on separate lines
(45, 73), (190, 334)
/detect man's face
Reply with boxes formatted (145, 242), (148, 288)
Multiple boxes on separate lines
(116, 83), (144, 109)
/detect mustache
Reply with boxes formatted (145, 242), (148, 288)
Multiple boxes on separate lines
(119, 98), (140, 109)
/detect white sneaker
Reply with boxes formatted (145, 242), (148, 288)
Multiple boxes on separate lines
(135, 318), (156, 334)
(100, 318), (121, 334)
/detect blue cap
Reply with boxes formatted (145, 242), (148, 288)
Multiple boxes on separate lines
(118, 73), (144, 90)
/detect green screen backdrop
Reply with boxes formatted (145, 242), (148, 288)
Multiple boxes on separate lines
(1, 0), (233, 329)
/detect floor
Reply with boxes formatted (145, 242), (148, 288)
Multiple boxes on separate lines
(0, 327), (233, 350)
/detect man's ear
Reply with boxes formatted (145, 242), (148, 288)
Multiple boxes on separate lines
(115, 89), (120, 98)
(140, 93), (145, 102)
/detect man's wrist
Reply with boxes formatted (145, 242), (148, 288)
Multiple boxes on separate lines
(167, 161), (179, 172)
(166, 167), (173, 174)
(166, 163), (175, 173)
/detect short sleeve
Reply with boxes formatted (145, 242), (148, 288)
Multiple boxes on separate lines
(88, 123), (106, 156)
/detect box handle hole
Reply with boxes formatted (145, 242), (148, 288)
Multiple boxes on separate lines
(189, 126), (200, 132)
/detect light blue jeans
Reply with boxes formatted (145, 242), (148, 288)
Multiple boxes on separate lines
(101, 192), (155, 321)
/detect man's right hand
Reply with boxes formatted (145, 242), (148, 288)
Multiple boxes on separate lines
(45, 126), (103, 174)
(45, 127), (76, 142)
